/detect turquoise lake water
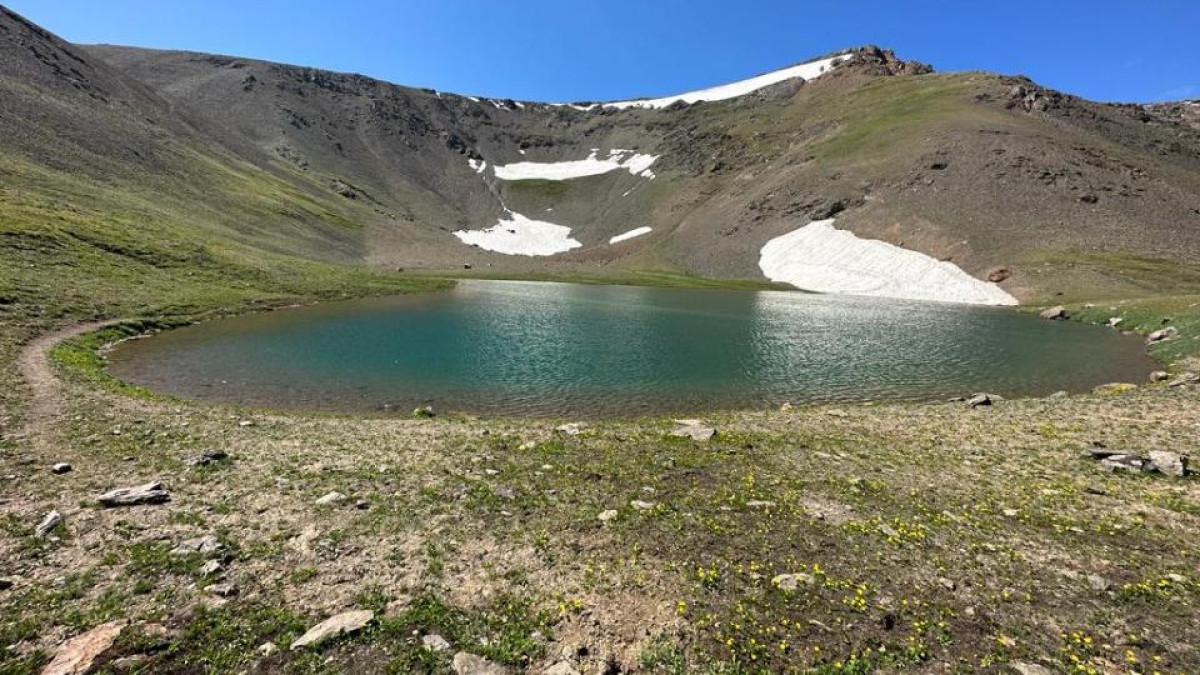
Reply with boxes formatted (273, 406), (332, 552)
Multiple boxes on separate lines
(106, 280), (1155, 417)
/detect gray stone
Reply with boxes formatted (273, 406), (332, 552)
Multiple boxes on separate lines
(1009, 662), (1055, 675)
(1150, 370), (1170, 382)
(670, 419), (717, 441)
(746, 500), (777, 508)
(1039, 306), (1068, 320)
(422, 633), (451, 652)
(185, 450), (228, 467)
(257, 642), (279, 656)
(206, 583), (239, 597)
(967, 394), (992, 408)
(290, 610), (374, 650)
(170, 535), (223, 557)
(452, 652), (509, 674)
(1148, 450), (1189, 477)
(314, 491), (346, 506)
(773, 573), (815, 591)
(35, 510), (63, 538)
(543, 662), (580, 675)
(630, 500), (656, 511)
(1086, 574), (1112, 592)
(51, 463), (73, 474)
(597, 509), (618, 523)
(554, 422), (586, 436)
(1107, 317), (1123, 328)
(98, 482), (169, 507)
(199, 560), (224, 577)
(1147, 326), (1178, 344)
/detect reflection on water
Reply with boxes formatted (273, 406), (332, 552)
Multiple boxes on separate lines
(107, 280), (1155, 417)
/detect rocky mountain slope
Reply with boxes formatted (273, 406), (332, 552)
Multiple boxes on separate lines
(4, 5), (1200, 306)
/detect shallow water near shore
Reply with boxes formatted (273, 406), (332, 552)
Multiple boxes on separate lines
(107, 280), (1156, 417)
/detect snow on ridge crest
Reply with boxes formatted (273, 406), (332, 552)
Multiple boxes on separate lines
(758, 219), (1018, 306)
(594, 53), (853, 110)
(493, 149), (658, 181)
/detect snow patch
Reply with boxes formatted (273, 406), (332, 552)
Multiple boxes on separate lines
(493, 149), (659, 181)
(609, 227), (652, 244)
(453, 211), (581, 257)
(591, 54), (851, 110)
(468, 158), (487, 174)
(758, 219), (1018, 306)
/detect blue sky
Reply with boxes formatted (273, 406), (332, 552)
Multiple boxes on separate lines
(9, 1), (1199, 103)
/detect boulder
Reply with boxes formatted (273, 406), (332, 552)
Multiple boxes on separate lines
(1039, 306), (1068, 320)
(98, 482), (169, 507)
(51, 463), (73, 474)
(1009, 662), (1055, 675)
(1147, 327), (1178, 344)
(630, 500), (656, 511)
(452, 652), (509, 674)
(290, 610), (374, 650)
(1107, 317), (1124, 328)
(967, 394), (992, 408)
(1169, 372), (1200, 388)
(1150, 370), (1170, 382)
(554, 422), (586, 436)
(544, 662), (580, 675)
(1148, 450), (1189, 477)
(422, 634), (451, 652)
(42, 621), (126, 675)
(987, 268), (1012, 283)
(597, 509), (618, 523)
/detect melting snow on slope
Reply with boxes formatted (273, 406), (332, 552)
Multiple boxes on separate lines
(468, 158), (487, 174)
(758, 219), (1018, 306)
(493, 149), (658, 181)
(597, 54), (851, 110)
(453, 211), (581, 256)
(609, 227), (652, 244)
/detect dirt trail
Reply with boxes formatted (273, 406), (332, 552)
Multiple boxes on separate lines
(14, 320), (123, 450)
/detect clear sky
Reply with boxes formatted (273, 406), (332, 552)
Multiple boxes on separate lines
(8, 0), (1199, 104)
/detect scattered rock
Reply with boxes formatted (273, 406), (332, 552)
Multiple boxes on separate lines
(669, 419), (717, 441)
(1086, 574), (1112, 592)
(206, 583), (239, 598)
(257, 642), (279, 656)
(290, 610), (374, 650)
(1002, 508), (1020, 518)
(422, 633), (451, 652)
(1169, 372), (1200, 388)
(51, 462), (73, 474)
(630, 500), (656, 511)
(452, 651), (509, 674)
(1039, 306), (1068, 320)
(1009, 662), (1055, 675)
(779, 402), (793, 412)
(35, 510), (63, 538)
(597, 509), (618, 523)
(746, 500), (777, 508)
(967, 394), (992, 408)
(772, 573), (815, 591)
(0, 578), (13, 591)
(543, 662), (580, 675)
(98, 482), (170, 507)
(937, 577), (956, 591)
(1150, 370), (1170, 382)
(42, 620), (126, 675)
(1093, 382), (1136, 395)
(987, 268), (1012, 283)
(554, 423), (586, 436)
(1147, 327), (1177, 344)
(354, 499), (371, 510)
(1148, 450), (1189, 477)
(1107, 317), (1124, 328)
(412, 405), (436, 419)
(518, 441), (537, 451)
(109, 655), (148, 673)
(314, 491), (347, 506)
(199, 560), (224, 577)
(185, 450), (228, 467)
(238, 420), (256, 428)
(170, 535), (223, 557)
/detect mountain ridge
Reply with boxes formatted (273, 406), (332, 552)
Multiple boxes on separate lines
(3, 5), (1200, 307)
